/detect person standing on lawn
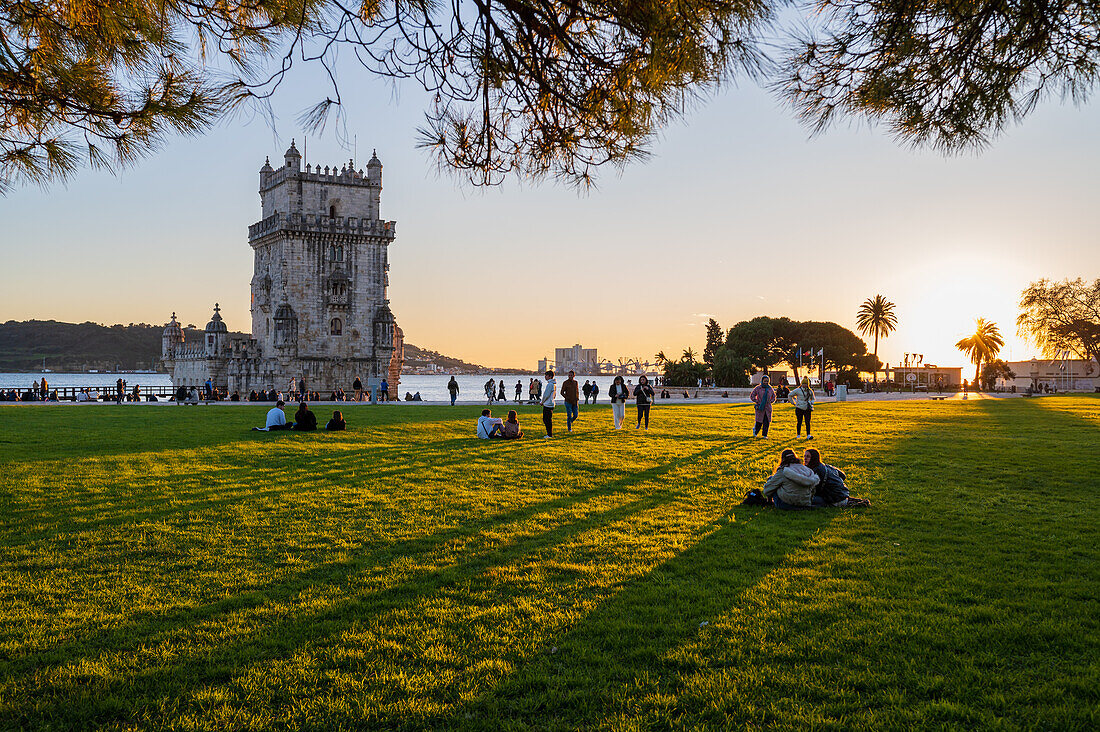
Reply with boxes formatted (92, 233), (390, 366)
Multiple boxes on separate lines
(515, 380), (523, 402)
(608, 375), (629, 429)
(582, 380), (592, 404)
(353, 376), (363, 401)
(633, 375), (655, 430)
(448, 376), (460, 405)
(561, 370), (580, 431)
(591, 381), (600, 403)
(791, 376), (815, 440)
(497, 380), (507, 402)
(750, 375), (776, 437)
(541, 370), (557, 438)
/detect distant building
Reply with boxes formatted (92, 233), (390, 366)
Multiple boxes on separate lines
(553, 344), (598, 374)
(162, 142), (403, 394)
(1002, 357), (1099, 391)
(887, 365), (963, 388)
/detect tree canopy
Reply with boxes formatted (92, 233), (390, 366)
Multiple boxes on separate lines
(1017, 278), (1100, 365)
(0, 0), (766, 190)
(5, 0), (1100, 190)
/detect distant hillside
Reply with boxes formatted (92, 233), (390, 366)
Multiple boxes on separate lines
(0, 320), (523, 374)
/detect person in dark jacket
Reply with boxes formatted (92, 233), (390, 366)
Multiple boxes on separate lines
(633, 375), (655, 430)
(561, 370), (580, 432)
(326, 410), (346, 430)
(804, 449), (870, 507)
(353, 376), (363, 401)
(292, 402), (317, 431)
(448, 376), (460, 405)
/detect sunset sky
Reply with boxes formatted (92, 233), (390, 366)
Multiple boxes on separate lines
(2, 62), (1098, 370)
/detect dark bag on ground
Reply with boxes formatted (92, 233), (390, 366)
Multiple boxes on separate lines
(741, 489), (772, 507)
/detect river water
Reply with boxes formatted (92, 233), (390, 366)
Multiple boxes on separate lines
(0, 372), (649, 402)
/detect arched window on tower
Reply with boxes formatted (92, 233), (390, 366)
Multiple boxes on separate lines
(329, 205), (336, 219)
(336, 246), (344, 261)
(330, 318), (343, 336)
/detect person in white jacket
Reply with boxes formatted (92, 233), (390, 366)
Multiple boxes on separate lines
(761, 449), (822, 509)
(540, 370), (557, 438)
(790, 376), (816, 440)
(607, 375), (629, 429)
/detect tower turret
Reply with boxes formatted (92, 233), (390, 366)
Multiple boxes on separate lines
(259, 156), (273, 188)
(367, 149), (382, 186)
(162, 312), (184, 360)
(283, 140), (301, 171)
(204, 303), (228, 356)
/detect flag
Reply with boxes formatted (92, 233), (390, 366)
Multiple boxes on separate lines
(817, 348), (824, 357)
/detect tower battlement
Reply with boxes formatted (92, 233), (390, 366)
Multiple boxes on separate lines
(260, 163), (379, 192)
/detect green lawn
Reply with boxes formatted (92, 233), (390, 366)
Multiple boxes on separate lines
(1, 398), (1098, 730)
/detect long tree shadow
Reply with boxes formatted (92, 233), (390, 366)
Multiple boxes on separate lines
(0, 442), (737, 724)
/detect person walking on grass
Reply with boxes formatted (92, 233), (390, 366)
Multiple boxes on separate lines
(562, 370), (580, 432)
(633, 375), (655, 430)
(791, 376), (815, 440)
(750, 375), (776, 437)
(528, 378), (537, 404)
(591, 381), (600, 403)
(582, 380), (592, 404)
(485, 378), (496, 404)
(448, 376), (460, 405)
(541, 369), (557, 438)
(608, 375), (629, 429)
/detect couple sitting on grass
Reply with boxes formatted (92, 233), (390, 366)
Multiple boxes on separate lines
(253, 401), (346, 432)
(477, 409), (523, 439)
(746, 448), (870, 509)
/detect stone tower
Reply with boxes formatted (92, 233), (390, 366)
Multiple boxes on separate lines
(247, 141), (398, 389)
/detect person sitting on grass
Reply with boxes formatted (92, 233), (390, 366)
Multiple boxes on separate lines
(761, 449), (822, 510)
(252, 400), (294, 431)
(326, 410), (346, 431)
(503, 410), (523, 439)
(477, 409), (505, 439)
(803, 449), (870, 507)
(293, 402), (317, 431)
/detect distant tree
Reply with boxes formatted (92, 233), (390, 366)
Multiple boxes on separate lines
(1017, 278), (1100, 365)
(654, 351), (672, 369)
(980, 359), (1016, 391)
(703, 319), (724, 367)
(662, 360), (710, 387)
(681, 347), (698, 364)
(855, 295), (898, 383)
(724, 316), (797, 373)
(956, 318), (1005, 389)
(712, 350), (751, 387)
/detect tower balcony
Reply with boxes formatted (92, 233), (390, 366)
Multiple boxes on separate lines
(249, 212), (396, 242)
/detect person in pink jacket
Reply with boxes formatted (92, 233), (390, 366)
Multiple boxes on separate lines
(750, 375), (777, 437)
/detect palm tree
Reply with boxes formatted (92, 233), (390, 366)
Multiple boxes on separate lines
(855, 295), (898, 383)
(682, 347), (697, 364)
(654, 351), (670, 368)
(955, 318), (1005, 389)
